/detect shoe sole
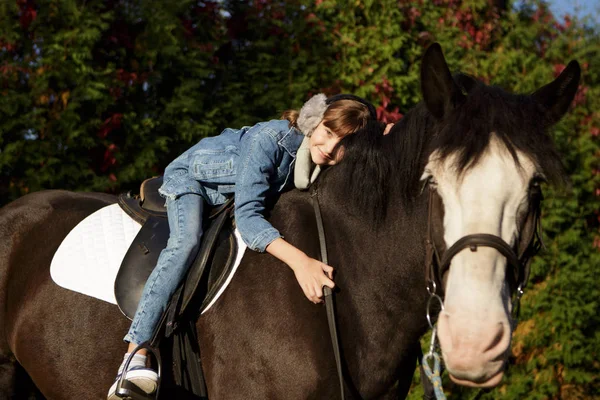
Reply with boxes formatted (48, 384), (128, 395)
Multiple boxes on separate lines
(107, 370), (158, 400)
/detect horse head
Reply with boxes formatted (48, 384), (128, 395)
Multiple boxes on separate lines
(285, 43), (579, 395)
(419, 44), (580, 387)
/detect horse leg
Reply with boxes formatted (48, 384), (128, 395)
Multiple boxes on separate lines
(0, 353), (18, 399)
(0, 354), (45, 400)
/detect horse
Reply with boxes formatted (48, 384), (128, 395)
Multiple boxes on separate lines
(0, 43), (580, 399)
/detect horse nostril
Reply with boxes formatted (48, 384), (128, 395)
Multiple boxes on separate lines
(483, 323), (507, 355)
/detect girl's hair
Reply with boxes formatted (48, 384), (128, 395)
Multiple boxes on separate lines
(281, 100), (371, 137)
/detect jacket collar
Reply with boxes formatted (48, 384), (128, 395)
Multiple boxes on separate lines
(294, 136), (321, 190)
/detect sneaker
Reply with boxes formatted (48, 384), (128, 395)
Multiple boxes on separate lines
(107, 366), (158, 400)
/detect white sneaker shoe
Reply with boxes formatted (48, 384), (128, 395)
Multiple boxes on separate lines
(107, 366), (158, 400)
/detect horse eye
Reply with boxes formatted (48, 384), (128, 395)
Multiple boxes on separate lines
(530, 174), (547, 188)
(428, 176), (438, 187)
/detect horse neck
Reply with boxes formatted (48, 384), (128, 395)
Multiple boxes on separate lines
(320, 185), (431, 344)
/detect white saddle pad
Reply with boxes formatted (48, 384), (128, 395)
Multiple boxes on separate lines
(50, 203), (246, 314)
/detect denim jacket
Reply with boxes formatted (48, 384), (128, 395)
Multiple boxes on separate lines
(159, 119), (304, 252)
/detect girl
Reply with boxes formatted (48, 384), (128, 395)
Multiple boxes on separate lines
(108, 94), (377, 399)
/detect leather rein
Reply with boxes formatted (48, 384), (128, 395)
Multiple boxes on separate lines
(310, 188), (346, 399)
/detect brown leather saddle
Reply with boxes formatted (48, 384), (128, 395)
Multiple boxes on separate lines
(115, 176), (239, 321)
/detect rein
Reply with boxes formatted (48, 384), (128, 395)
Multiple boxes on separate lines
(310, 186), (437, 400)
(310, 187), (346, 400)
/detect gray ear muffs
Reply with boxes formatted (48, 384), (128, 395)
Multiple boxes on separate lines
(297, 94), (328, 137)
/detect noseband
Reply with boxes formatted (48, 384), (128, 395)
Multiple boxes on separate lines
(424, 186), (544, 306)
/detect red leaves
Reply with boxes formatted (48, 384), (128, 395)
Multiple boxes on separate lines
(97, 114), (122, 174)
(98, 114), (123, 139)
(17, 0), (37, 30)
(101, 144), (118, 172)
(374, 78), (403, 124)
(181, 18), (195, 39)
(305, 12), (325, 32)
(198, 43), (214, 53)
(253, 0), (268, 12)
(0, 40), (16, 53)
(452, 8), (497, 49)
(532, 6), (553, 24)
(402, 6), (421, 29)
(376, 106), (402, 124)
(572, 86), (588, 107)
(116, 69), (139, 86)
(553, 64), (566, 77)
(110, 69), (146, 99)
(555, 15), (572, 33)
(593, 236), (600, 250)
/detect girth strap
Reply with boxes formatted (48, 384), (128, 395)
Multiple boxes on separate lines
(310, 189), (345, 400)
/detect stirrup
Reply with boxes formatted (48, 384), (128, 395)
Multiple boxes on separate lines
(115, 342), (162, 400)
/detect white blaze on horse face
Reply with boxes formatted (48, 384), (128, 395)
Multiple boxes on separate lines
(424, 134), (538, 387)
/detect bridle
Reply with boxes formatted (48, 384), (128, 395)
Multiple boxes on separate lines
(423, 184), (544, 308)
(420, 183), (545, 399)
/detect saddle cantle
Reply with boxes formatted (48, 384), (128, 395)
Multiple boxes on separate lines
(115, 176), (238, 321)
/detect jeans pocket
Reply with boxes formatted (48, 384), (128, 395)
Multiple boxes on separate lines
(191, 150), (236, 180)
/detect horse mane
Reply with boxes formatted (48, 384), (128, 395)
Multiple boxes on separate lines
(328, 73), (568, 223)
(327, 120), (393, 225)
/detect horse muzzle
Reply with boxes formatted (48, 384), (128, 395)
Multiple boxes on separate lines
(436, 309), (511, 388)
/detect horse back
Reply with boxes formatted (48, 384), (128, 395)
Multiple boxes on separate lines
(0, 190), (115, 355)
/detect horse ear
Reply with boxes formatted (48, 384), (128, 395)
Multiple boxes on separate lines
(420, 43), (465, 119)
(532, 60), (581, 125)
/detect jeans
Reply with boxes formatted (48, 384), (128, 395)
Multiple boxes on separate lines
(124, 193), (204, 345)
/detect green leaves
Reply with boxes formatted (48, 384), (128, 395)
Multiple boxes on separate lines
(0, 1), (598, 397)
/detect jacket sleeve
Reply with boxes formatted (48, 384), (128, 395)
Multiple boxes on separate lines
(234, 125), (283, 252)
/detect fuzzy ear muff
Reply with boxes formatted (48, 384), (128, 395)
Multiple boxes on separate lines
(297, 93), (328, 136)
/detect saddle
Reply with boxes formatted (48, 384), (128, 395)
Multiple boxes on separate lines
(115, 176), (238, 322)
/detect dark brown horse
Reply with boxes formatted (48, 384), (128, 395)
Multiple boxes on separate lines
(0, 44), (579, 399)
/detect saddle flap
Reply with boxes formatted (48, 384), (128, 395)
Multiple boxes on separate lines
(115, 215), (170, 320)
(115, 200), (239, 322)
(179, 203), (237, 315)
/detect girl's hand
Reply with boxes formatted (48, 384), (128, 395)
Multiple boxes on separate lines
(290, 256), (335, 304)
(384, 123), (394, 135)
(265, 238), (335, 304)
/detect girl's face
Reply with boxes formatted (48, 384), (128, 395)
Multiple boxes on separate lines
(309, 121), (343, 166)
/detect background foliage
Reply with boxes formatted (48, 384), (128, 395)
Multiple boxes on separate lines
(1, 0), (598, 398)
